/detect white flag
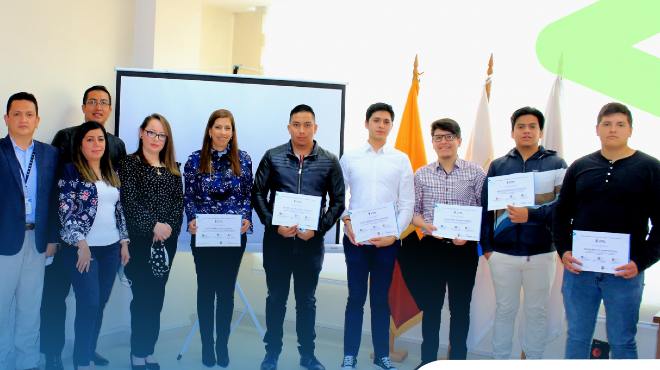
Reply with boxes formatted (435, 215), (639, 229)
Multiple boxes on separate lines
(543, 73), (566, 342)
(542, 74), (564, 156)
(466, 84), (496, 350)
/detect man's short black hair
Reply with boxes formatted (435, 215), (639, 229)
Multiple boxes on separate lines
(510, 106), (544, 131)
(289, 104), (315, 120)
(6, 92), (39, 115)
(82, 85), (112, 105)
(366, 102), (394, 122)
(597, 102), (632, 126)
(430, 118), (461, 138)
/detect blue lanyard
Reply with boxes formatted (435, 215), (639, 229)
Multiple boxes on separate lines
(18, 152), (36, 185)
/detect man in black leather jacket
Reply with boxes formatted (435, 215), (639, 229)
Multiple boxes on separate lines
(40, 85), (126, 370)
(253, 104), (345, 370)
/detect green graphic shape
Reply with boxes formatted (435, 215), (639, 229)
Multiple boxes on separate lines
(536, 0), (660, 117)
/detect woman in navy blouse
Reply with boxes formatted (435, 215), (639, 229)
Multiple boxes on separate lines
(57, 121), (130, 370)
(119, 113), (184, 370)
(184, 109), (253, 368)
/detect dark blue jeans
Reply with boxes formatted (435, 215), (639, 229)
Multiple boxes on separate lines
(343, 236), (398, 358)
(65, 243), (121, 366)
(562, 269), (644, 359)
(262, 232), (324, 356)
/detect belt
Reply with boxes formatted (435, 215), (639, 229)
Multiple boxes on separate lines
(25, 223), (35, 230)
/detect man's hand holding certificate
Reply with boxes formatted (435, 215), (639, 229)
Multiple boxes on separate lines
(196, 214), (242, 247)
(272, 191), (322, 231)
(487, 172), (535, 211)
(349, 202), (399, 243)
(432, 204), (482, 241)
(571, 230), (630, 274)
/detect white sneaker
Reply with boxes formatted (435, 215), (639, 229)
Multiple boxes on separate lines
(373, 356), (397, 370)
(340, 355), (356, 369)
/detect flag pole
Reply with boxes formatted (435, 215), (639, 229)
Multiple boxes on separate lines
(485, 53), (493, 101)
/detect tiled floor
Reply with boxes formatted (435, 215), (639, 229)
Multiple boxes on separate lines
(52, 325), (427, 370)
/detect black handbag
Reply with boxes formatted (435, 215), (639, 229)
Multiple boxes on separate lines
(149, 241), (170, 278)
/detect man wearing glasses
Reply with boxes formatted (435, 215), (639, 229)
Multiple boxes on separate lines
(411, 118), (485, 366)
(40, 85), (126, 370)
(480, 107), (567, 359)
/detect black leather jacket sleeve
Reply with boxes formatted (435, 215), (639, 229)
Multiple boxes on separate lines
(318, 157), (345, 234)
(252, 151), (274, 227)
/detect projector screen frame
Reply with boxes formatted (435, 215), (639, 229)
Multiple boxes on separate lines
(114, 68), (346, 246)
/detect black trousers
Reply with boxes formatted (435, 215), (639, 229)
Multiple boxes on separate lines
(40, 246), (72, 357)
(191, 234), (246, 354)
(124, 235), (177, 357)
(418, 236), (478, 361)
(262, 232), (324, 356)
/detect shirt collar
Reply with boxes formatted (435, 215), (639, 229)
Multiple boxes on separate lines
(9, 135), (34, 152)
(363, 142), (391, 154)
(434, 158), (463, 172)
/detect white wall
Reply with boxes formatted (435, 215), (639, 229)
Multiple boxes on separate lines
(0, 0), (135, 140)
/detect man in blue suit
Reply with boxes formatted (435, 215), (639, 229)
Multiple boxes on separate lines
(0, 92), (59, 370)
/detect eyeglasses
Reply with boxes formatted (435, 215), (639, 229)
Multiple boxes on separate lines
(432, 134), (457, 142)
(85, 99), (111, 107)
(144, 129), (168, 141)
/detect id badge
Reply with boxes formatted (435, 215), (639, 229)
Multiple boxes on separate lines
(25, 199), (33, 215)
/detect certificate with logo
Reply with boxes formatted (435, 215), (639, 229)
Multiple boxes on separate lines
(572, 230), (630, 274)
(487, 172), (535, 211)
(349, 202), (399, 243)
(432, 204), (482, 241)
(272, 191), (322, 231)
(196, 214), (242, 247)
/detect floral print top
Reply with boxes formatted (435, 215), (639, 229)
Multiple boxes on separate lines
(58, 163), (129, 246)
(184, 146), (253, 231)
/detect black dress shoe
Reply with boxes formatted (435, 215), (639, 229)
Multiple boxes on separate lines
(202, 345), (216, 367)
(216, 345), (229, 368)
(45, 354), (64, 370)
(145, 361), (160, 370)
(260, 352), (278, 370)
(300, 354), (325, 370)
(93, 352), (110, 366)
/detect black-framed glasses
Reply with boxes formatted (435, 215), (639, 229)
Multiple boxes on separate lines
(85, 99), (111, 107)
(144, 129), (168, 141)
(432, 134), (457, 142)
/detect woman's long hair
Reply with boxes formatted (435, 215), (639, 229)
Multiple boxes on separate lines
(134, 113), (180, 176)
(199, 109), (241, 176)
(72, 121), (120, 187)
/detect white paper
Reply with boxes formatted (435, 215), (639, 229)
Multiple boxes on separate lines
(432, 204), (482, 241)
(572, 230), (630, 274)
(487, 172), (535, 211)
(349, 202), (399, 243)
(272, 191), (322, 231)
(196, 214), (242, 247)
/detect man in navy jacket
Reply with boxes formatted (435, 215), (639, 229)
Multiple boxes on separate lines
(481, 107), (567, 359)
(0, 92), (58, 370)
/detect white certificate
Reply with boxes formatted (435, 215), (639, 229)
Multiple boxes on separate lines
(432, 204), (482, 241)
(487, 172), (535, 211)
(572, 230), (630, 274)
(272, 191), (322, 231)
(196, 214), (242, 247)
(350, 202), (399, 243)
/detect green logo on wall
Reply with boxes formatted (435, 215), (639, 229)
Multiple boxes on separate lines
(536, 0), (660, 116)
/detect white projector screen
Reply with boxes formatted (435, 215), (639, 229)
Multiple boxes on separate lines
(115, 69), (346, 251)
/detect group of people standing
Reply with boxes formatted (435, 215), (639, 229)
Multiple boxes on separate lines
(0, 84), (657, 370)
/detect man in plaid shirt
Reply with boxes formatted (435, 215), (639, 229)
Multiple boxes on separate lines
(411, 118), (485, 366)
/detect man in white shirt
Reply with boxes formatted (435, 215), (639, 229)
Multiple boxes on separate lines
(339, 103), (414, 370)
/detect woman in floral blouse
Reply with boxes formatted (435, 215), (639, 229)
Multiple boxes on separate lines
(57, 121), (130, 370)
(119, 113), (183, 370)
(184, 109), (252, 368)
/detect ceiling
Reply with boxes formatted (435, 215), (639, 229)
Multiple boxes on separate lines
(203, 0), (270, 12)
